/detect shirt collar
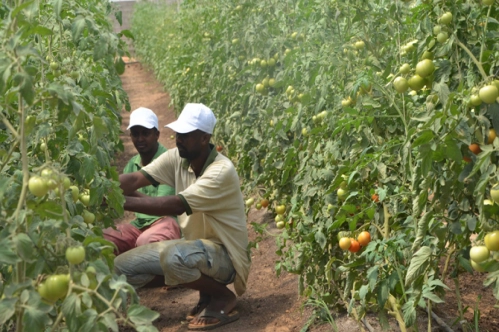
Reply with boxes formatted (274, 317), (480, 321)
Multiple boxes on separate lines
(133, 144), (166, 168)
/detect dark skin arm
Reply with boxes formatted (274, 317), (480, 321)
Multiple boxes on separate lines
(120, 171), (186, 216)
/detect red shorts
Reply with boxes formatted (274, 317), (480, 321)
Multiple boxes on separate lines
(103, 216), (181, 255)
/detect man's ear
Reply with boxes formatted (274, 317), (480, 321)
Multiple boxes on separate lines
(202, 133), (212, 145)
(155, 129), (160, 139)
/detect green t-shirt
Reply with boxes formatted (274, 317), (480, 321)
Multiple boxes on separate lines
(124, 144), (176, 229)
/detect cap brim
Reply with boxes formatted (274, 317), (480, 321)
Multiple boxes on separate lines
(127, 123), (156, 130)
(164, 121), (198, 134)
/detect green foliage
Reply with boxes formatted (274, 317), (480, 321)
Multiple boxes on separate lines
(132, 0), (499, 328)
(0, 0), (157, 330)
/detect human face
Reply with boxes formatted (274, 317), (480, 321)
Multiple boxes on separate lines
(175, 130), (209, 160)
(129, 126), (159, 155)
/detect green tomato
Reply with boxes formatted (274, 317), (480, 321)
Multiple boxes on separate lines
(470, 246), (490, 263)
(399, 63), (411, 75)
(62, 176), (71, 190)
(337, 188), (348, 200)
(276, 221), (285, 229)
(485, 231), (499, 251)
(28, 176), (49, 197)
(470, 95), (482, 106)
(479, 85), (499, 104)
(49, 61), (59, 70)
(354, 41), (365, 50)
(275, 205), (286, 215)
(255, 83), (265, 93)
(44, 274), (70, 300)
(415, 59), (435, 78)
(393, 77), (409, 93)
(79, 192), (90, 206)
(82, 210), (95, 224)
(439, 12), (453, 25)
(66, 246), (85, 265)
(69, 186), (79, 202)
(471, 260), (486, 272)
(436, 32), (448, 43)
(245, 198), (254, 207)
(37, 282), (59, 303)
(408, 75), (425, 91)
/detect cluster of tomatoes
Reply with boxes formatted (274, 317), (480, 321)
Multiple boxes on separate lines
(28, 168), (95, 224)
(469, 231), (499, 272)
(339, 231), (371, 253)
(37, 246), (87, 303)
(28, 168), (71, 198)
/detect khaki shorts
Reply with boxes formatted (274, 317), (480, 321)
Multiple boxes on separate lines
(114, 239), (236, 288)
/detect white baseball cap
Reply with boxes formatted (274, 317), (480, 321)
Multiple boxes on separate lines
(165, 103), (217, 134)
(127, 107), (159, 130)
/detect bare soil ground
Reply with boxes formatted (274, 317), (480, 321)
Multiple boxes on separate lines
(116, 61), (499, 332)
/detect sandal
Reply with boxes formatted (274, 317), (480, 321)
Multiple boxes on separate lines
(186, 301), (209, 321)
(187, 308), (240, 331)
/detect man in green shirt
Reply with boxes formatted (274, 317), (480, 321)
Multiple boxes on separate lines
(104, 107), (181, 254)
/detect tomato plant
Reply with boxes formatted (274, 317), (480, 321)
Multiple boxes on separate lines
(131, 0), (499, 328)
(0, 0), (159, 330)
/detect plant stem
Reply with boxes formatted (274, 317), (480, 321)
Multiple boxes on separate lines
(479, 6), (492, 70)
(428, 300), (432, 332)
(72, 284), (136, 329)
(383, 203), (390, 239)
(441, 245), (455, 282)
(455, 39), (487, 81)
(15, 86), (28, 332)
(388, 294), (407, 332)
(453, 277), (464, 322)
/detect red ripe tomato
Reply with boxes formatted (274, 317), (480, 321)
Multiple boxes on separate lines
(260, 199), (269, 208)
(371, 194), (379, 203)
(469, 143), (481, 155)
(216, 145), (223, 152)
(357, 231), (371, 246)
(348, 239), (361, 253)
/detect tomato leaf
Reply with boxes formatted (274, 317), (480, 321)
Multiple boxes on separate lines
(314, 230), (327, 250)
(52, 0), (62, 19)
(0, 298), (17, 324)
(127, 304), (160, 326)
(405, 246), (432, 287)
(0, 238), (19, 265)
(21, 296), (52, 332)
(13, 233), (35, 262)
(412, 130), (434, 148)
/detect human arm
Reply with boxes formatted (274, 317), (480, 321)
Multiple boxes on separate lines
(124, 194), (186, 216)
(119, 172), (152, 196)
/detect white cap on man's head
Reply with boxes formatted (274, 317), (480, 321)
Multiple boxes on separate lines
(127, 107), (159, 130)
(165, 103), (217, 134)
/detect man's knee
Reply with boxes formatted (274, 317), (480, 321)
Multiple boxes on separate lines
(136, 217), (181, 247)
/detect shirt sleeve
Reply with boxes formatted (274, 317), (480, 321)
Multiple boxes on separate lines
(141, 149), (177, 188)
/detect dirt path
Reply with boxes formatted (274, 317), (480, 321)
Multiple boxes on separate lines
(116, 62), (499, 332)
(116, 62), (335, 332)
